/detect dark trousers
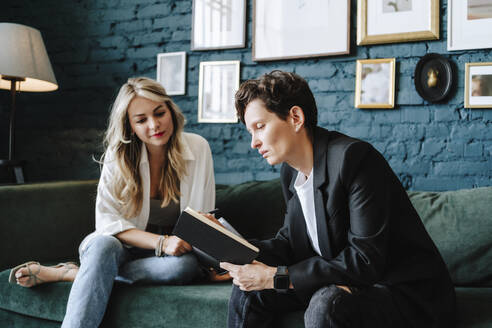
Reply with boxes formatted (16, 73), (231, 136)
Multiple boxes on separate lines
(228, 284), (408, 328)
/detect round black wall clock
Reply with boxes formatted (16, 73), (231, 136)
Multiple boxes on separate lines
(414, 53), (454, 103)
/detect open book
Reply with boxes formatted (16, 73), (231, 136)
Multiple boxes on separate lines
(172, 207), (259, 272)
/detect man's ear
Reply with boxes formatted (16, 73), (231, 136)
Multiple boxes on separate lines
(289, 106), (305, 132)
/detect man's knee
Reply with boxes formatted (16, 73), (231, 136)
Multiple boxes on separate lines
(228, 284), (251, 327)
(304, 285), (352, 328)
(230, 284), (248, 308)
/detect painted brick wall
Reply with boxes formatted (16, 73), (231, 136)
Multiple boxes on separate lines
(0, 0), (491, 190)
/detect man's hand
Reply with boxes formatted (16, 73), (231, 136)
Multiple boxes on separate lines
(163, 235), (192, 256)
(220, 260), (277, 291)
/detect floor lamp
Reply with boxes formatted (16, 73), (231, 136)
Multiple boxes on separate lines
(0, 23), (58, 183)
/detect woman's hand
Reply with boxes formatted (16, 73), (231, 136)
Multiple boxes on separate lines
(163, 235), (192, 256)
(199, 212), (224, 227)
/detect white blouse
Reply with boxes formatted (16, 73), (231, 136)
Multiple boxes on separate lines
(79, 132), (215, 252)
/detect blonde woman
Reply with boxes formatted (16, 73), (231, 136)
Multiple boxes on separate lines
(9, 77), (215, 327)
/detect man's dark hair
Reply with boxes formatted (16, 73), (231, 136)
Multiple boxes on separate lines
(235, 70), (318, 138)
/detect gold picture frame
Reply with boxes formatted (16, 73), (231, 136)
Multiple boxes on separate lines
(355, 58), (396, 109)
(357, 0), (439, 46)
(464, 62), (492, 109)
(198, 60), (240, 123)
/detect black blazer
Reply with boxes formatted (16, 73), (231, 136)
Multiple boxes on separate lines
(255, 127), (455, 328)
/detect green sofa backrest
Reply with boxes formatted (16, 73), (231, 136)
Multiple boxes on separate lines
(216, 180), (286, 240)
(0, 180), (97, 271)
(1, 179), (492, 287)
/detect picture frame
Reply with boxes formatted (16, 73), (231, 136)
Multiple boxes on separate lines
(252, 0), (350, 61)
(448, 0), (492, 51)
(464, 62), (492, 108)
(156, 51), (186, 96)
(414, 53), (454, 103)
(357, 0), (439, 45)
(191, 0), (246, 50)
(355, 58), (396, 109)
(198, 60), (240, 123)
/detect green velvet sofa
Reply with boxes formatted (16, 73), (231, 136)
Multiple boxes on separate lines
(1, 179), (492, 327)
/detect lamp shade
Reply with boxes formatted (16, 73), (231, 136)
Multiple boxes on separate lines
(0, 23), (58, 92)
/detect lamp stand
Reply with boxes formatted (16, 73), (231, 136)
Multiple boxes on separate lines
(0, 75), (26, 183)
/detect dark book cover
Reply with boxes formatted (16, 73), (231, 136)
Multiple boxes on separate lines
(172, 207), (259, 267)
(192, 246), (227, 274)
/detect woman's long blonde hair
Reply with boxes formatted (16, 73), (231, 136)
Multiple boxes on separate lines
(102, 77), (186, 219)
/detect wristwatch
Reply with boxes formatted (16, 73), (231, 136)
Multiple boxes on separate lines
(274, 266), (290, 292)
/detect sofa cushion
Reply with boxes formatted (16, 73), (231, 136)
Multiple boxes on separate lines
(408, 187), (492, 286)
(2, 266), (491, 328)
(0, 268), (72, 322)
(0, 266), (306, 328)
(0, 309), (60, 328)
(0, 266), (231, 327)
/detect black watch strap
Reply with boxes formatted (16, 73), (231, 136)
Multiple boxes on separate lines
(274, 266), (290, 292)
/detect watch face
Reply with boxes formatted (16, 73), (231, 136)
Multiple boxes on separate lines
(274, 275), (290, 290)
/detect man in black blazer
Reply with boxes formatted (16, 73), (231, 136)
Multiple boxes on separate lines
(220, 70), (455, 328)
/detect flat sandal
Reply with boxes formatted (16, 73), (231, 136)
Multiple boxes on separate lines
(8, 261), (44, 286)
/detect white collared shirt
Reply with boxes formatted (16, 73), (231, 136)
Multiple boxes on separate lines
(293, 169), (322, 256)
(79, 132), (215, 252)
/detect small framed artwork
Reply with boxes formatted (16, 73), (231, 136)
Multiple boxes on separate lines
(355, 58), (396, 109)
(414, 53), (454, 103)
(448, 0), (492, 51)
(156, 51), (186, 96)
(198, 60), (240, 123)
(191, 0), (246, 50)
(357, 0), (439, 45)
(464, 62), (492, 108)
(253, 0), (350, 61)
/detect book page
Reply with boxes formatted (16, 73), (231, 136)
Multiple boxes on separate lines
(218, 217), (243, 238)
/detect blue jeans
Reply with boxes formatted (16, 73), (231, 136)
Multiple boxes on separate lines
(61, 235), (204, 328)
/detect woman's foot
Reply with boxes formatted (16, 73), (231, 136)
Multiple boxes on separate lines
(11, 262), (79, 287)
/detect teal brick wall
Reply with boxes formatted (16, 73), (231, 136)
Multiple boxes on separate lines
(0, 0), (491, 190)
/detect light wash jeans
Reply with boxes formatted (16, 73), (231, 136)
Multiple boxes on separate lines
(61, 235), (204, 328)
